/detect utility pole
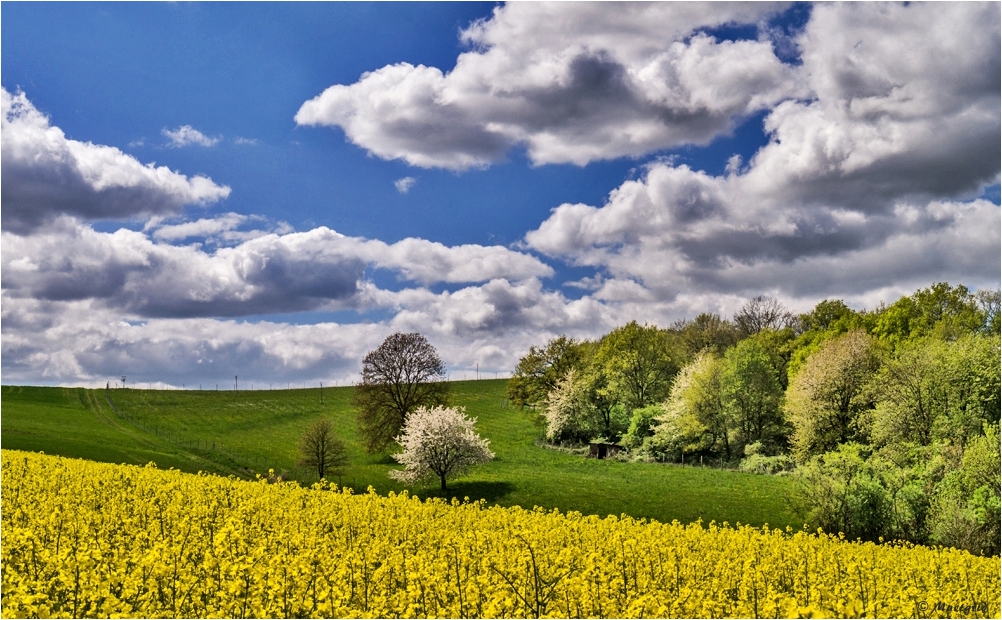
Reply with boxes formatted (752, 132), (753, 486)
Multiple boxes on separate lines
(235, 375), (238, 391)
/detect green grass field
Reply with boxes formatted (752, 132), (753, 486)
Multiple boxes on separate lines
(1, 380), (799, 528)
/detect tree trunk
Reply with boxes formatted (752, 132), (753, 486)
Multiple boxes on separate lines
(440, 474), (448, 491)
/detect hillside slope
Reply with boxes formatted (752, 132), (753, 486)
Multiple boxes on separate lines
(1, 381), (797, 527)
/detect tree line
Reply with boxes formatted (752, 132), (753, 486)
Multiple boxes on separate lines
(507, 283), (1001, 555)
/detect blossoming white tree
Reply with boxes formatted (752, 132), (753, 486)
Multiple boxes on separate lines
(388, 405), (494, 491)
(543, 368), (591, 444)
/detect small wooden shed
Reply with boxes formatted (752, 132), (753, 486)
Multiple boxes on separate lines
(588, 442), (623, 459)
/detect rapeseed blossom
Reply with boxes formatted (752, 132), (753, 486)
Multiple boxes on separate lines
(2, 450), (998, 618)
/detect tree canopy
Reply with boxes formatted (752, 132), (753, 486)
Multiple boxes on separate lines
(651, 351), (726, 459)
(674, 313), (740, 357)
(872, 282), (987, 345)
(505, 336), (589, 408)
(720, 336), (785, 454)
(592, 321), (679, 411)
(509, 281), (1000, 554)
(786, 329), (881, 463)
(353, 332), (449, 453)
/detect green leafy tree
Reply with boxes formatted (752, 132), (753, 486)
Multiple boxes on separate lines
(738, 444), (796, 475)
(719, 336), (786, 454)
(873, 334), (1001, 448)
(592, 321), (679, 411)
(869, 338), (951, 447)
(789, 443), (896, 543)
(975, 288), (1000, 335)
(746, 327), (796, 390)
(787, 299), (867, 380)
(872, 282), (983, 346)
(799, 299), (858, 333)
(353, 332), (449, 453)
(506, 336), (590, 408)
(621, 404), (662, 450)
(785, 330), (881, 462)
(579, 368), (632, 440)
(674, 313), (740, 357)
(933, 334), (1002, 445)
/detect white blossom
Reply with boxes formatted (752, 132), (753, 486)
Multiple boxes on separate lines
(543, 368), (591, 444)
(388, 406), (494, 490)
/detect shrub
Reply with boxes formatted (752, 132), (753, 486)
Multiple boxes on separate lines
(927, 424), (1001, 556)
(739, 453), (795, 475)
(620, 404), (661, 450)
(789, 443), (893, 542)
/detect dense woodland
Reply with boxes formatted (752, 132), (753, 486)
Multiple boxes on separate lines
(507, 283), (1001, 555)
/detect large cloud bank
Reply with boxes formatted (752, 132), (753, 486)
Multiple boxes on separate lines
(3, 3), (1000, 387)
(0, 88), (561, 385)
(3, 220), (553, 318)
(1, 90), (231, 233)
(524, 3), (1000, 302)
(295, 2), (800, 169)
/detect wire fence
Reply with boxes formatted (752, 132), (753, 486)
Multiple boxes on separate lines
(110, 372), (513, 392)
(102, 390), (292, 477)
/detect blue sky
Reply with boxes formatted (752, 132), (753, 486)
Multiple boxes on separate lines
(2, 2), (999, 387)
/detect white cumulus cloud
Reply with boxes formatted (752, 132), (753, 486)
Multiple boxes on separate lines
(394, 176), (417, 193)
(0, 295), (391, 386)
(1, 89), (231, 233)
(524, 2), (1001, 301)
(295, 2), (800, 170)
(3, 3), (999, 390)
(162, 125), (221, 148)
(2, 216), (555, 319)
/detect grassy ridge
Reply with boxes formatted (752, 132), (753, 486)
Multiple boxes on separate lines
(0, 386), (222, 474)
(1, 381), (798, 528)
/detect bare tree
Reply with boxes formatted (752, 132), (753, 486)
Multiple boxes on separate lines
(733, 296), (794, 336)
(297, 418), (348, 480)
(353, 332), (449, 452)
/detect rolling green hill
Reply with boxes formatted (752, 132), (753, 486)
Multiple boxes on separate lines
(1, 381), (799, 528)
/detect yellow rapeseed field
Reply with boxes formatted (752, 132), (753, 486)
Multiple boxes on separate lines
(2, 450), (999, 618)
